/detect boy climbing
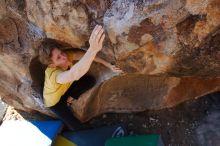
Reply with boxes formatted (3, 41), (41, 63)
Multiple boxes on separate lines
(39, 25), (123, 130)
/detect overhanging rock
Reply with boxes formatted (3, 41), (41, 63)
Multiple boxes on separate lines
(0, 0), (219, 118)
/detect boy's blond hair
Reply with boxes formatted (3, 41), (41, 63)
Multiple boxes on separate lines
(39, 39), (63, 65)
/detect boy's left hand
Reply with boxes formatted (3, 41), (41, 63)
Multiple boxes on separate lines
(108, 64), (124, 74)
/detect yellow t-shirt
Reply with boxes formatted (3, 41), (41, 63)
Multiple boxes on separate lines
(43, 50), (75, 107)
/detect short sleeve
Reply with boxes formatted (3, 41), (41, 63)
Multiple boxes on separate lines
(48, 69), (62, 85)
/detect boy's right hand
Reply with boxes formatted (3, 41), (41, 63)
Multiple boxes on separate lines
(67, 96), (75, 106)
(89, 25), (105, 53)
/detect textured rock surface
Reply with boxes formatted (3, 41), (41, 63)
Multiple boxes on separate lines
(0, 99), (7, 122)
(0, 0), (219, 119)
(72, 74), (220, 122)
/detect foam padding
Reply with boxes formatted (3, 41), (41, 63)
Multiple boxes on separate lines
(0, 121), (63, 146)
(105, 134), (164, 146)
(30, 120), (63, 140)
(63, 124), (127, 146)
(53, 135), (77, 146)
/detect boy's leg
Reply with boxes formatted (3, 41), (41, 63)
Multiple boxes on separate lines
(64, 75), (96, 99)
(49, 75), (95, 130)
(49, 97), (82, 131)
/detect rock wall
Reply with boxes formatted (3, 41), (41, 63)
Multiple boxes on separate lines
(0, 0), (219, 120)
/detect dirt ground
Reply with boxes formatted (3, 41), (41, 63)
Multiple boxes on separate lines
(2, 92), (220, 146)
(89, 92), (220, 146)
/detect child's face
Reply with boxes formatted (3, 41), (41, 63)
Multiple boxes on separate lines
(50, 48), (68, 67)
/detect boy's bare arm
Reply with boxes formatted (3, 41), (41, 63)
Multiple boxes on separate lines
(71, 50), (110, 67)
(56, 25), (105, 84)
(72, 51), (123, 73)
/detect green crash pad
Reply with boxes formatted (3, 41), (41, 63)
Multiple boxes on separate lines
(53, 135), (77, 146)
(105, 134), (164, 146)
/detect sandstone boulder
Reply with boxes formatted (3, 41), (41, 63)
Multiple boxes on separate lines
(0, 0), (219, 120)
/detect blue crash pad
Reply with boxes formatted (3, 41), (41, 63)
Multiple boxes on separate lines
(30, 120), (63, 140)
(63, 124), (127, 146)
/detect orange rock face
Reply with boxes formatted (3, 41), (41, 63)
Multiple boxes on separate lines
(0, 0), (219, 119)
